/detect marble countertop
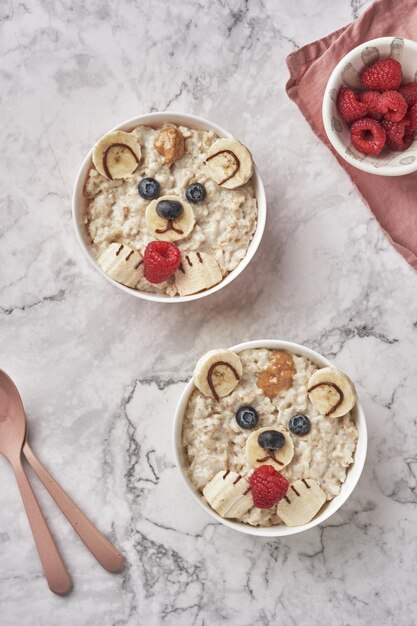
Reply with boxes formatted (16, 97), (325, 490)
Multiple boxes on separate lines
(1, 0), (417, 624)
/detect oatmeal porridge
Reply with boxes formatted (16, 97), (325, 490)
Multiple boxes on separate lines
(182, 348), (359, 527)
(84, 124), (258, 296)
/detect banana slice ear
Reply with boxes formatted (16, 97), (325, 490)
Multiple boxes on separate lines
(97, 243), (144, 288)
(205, 137), (254, 189)
(146, 195), (195, 242)
(277, 479), (326, 526)
(245, 427), (294, 470)
(175, 252), (222, 296)
(193, 349), (243, 400)
(307, 367), (356, 418)
(92, 131), (142, 180)
(203, 470), (252, 518)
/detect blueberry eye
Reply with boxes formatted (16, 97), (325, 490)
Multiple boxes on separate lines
(139, 177), (160, 199)
(235, 406), (258, 429)
(186, 182), (206, 203)
(288, 414), (311, 436)
(257, 430), (285, 450)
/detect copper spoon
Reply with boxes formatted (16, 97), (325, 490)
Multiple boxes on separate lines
(0, 370), (72, 595)
(22, 440), (124, 573)
(0, 369), (124, 575)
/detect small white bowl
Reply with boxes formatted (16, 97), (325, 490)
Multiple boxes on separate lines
(322, 36), (417, 176)
(72, 112), (266, 303)
(173, 339), (367, 537)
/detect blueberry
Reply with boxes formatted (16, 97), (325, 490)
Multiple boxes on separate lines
(235, 406), (259, 430)
(186, 183), (206, 203)
(258, 430), (285, 450)
(156, 200), (183, 221)
(288, 414), (311, 436)
(138, 177), (160, 199)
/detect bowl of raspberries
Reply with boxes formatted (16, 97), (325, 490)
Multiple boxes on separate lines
(322, 37), (417, 176)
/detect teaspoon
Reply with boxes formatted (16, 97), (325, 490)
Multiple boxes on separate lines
(0, 370), (72, 595)
(0, 369), (124, 578)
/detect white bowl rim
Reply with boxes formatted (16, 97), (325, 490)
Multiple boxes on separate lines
(173, 339), (368, 537)
(72, 111), (267, 303)
(322, 36), (417, 176)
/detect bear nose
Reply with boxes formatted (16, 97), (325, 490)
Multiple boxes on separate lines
(156, 200), (184, 221)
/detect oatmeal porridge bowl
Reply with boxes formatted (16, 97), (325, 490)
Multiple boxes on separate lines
(72, 112), (266, 302)
(173, 340), (367, 536)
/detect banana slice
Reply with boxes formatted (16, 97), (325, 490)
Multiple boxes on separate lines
(307, 367), (356, 418)
(146, 194), (195, 242)
(97, 242), (144, 288)
(277, 479), (326, 526)
(245, 426), (294, 470)
(175, 252), (222, 297)
(92, 131), (142, 180)
(205, 137), (254, 189)
(193, 349), (243, 400)
(203, 470), (252, 518)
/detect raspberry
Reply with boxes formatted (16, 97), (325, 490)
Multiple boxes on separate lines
(399, 82), (417, 107)
(382, 118), (407, 150)
(336, 87), (368, 123)
(379, 90), (407, 122)
(401, 128), (415, 150)
(410, 103), (417, 131)
(350, 118), (386, 155)
(389, 126), (415, 151)
(144, 241), (181, 284)
(249, 465), (289, 509)
(403, 113), (413, 128)
(361, 58), (402, 91)
(359, 91), (383, 119)
(387, 111), (415, 151)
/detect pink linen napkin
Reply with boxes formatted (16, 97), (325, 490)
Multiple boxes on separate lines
(286, 0), (417, 270)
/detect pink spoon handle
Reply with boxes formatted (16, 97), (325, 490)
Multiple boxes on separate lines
(11, 455), (72, 595)
(23, 441), (124, 573)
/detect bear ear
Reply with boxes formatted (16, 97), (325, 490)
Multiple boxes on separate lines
(154, 127), (185, 164)
(205, 138), (253, 188)
(92, 131), (142, 179)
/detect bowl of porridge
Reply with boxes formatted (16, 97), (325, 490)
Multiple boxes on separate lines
(173, 339), (367, 536)
(72, 112), (266, 302)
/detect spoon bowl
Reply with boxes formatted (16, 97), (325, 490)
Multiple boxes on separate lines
(0, 371), (27, 460)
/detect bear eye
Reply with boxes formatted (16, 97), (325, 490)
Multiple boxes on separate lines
(235, 406), (258, 429)
(288, 414), (311, 436)
(138, 177), (160, 199)
(185, 182), (207, 203)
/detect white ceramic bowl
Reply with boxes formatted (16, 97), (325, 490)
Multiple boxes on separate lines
(72, 112), (266, 303)
(322, 36), (417, 176)
(173, 339), (367, 537)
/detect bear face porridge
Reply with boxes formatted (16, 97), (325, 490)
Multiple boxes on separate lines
(84, 124), (258, 296)
(182, 348), (359, 527)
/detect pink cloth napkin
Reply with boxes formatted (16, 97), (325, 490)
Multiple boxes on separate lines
(286, 0), (417, 270)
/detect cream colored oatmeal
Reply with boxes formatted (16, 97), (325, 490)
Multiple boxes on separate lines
(84, 124), (258, 296)
(182, 348), (359, 527)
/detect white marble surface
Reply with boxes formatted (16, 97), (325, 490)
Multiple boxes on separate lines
(1, 0), (417, 624)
